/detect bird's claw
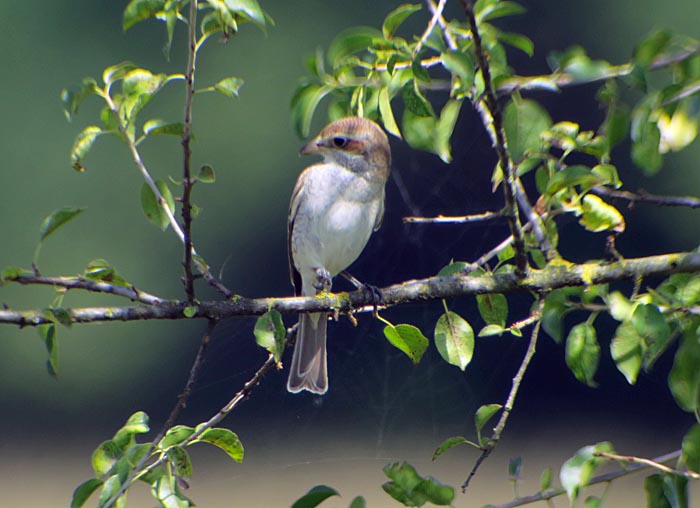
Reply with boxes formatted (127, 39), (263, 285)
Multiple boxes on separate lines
(313, 267), (332, 292)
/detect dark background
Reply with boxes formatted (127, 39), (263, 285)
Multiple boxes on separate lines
(1, 1), (699, 506)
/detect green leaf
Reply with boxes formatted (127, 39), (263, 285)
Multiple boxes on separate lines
(382, 462), (454, 507)
(610, 321), (643, 385)
(540, 467), (553, 491)
(668, 329), (700, 413)
(214, 77), (244, 97)
(327, 26), (382, 67)
(71, 126), (103, 171)
(434, 311), (474, 370)
(71, 478), (103, 508)
(84, 259), (131, 287)
(198, 165), (216, 183)
(634, 30), (672, 69)
(565, 323), (600, 387)
(225, 0), (269, 30)
(545, 165), (602, 196)
(434, 99), (462, 163)
(606, 291), (634, 321)
(115, 411), (150, 439)
(498, 31), (534, 57)
(579, 194), (625, 233)
(432, 436), (480, 461)
(402, 81), (435, 117)
(437, 261), (470, 277)
(475, 0), (526, 22)
(39, 207), (85, 243)
(478, 324), (506, 337)
(98, 475), (123, 508)
(509, 456), (523, 481)
(548, 46), (612, 82)
(503, 98), (552, 163)
(92, 440), (122, 476)
(152, 474), (191, 508)
(1, 266), (31, 282)
(143, 119), (185, 137)
(193, 427), (244, 462)
(103, 61), (137, 87)
(159, 425), (195, 450)
(349, 496), (366, 508)
(379, 87), (402, 139)
(123, 0), (165, 30)
(476, 293), (507, 326)
(475, 403), (502, 442)
(559, 442), (614, 503)
(592, 164), (622, 189)
(412, 56), (431, 82)
(632, 303), (671, 364)
(681, 424), (700, 473)
(167, 446), (193, 478)
(631, 119), (663, 175)
(141, 181), (175, 230)
(291, 485), (340, 508)
(645, 475), (672, 508)
(183, 306), (197, 318)
(382, 4), (422, 39)
(441, 50), (475, 87)
(38, 324), (59, 377)
(254, 310), (286, 362)
(290, 83), (332, 137)
(61, 78), (98, 121)
(383, 324), (429, 364)
(541, 291), (567, 343)
(662, 474), (688, 508)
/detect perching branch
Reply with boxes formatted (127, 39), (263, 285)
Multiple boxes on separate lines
(403, 209), (505, 224)
(490, 450), (683, 508)
(462, 299), (544, 492)
(462, 0), (528, 276)
(3, 250), (699, 325)
(595, 451), (700, 480)
(592, 186), (700, 208)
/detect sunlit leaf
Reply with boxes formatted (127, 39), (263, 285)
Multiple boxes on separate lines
(167, 446), (193, 478)
(254, 310), (286, 362)
(39, 207), (85, 242)
(159, 425), (195, 450)
(579, 194), (625, 233)
(383, 324), (429, 364)
(383, 462), (454, 507)
(378, 87), (402, 139)
(610, 321), (643, 385)
(143, 119), (185, 137)
(123, 0), (165, 30)
(382, 4), (421, 39)
(71, 126), (103, 171)
(565, 323), (600, 387)
(434, 311), (474, 370)
(214, 77), (244, 97)
(141, 181), (175, 230)
(560, 442), (614, 503)
(476, 293), (507, 326)
(193, 427), (244, 462)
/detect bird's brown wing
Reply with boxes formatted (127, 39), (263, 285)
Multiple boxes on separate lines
(287, 169), (308, 296)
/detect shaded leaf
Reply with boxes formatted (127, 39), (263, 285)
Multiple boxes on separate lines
(565, 323), (600, 387)
(92, 440), (122, 476)
(668, 330), (700, 413)
(441, 50), (475, 87)
(38, 324), (59, 377)
(167, 446), (193, 478)
(434, 99), (462, 163)
(681, 424), (700, 473)
(383, 324), (429, 364)
(503, 98), (552, 163)
(327, 26), (382, 67)
(475, 403), (502, 440)
(198, 165), (216, 183)
(291, 485), (340, 508)
(432, 436), (479, 461)
(141, 181), (175, 230)
(545, 165), (602, 196)
(634, 30), (672, 69)
(476, 293), (507, 326)
(159, 425), (195, 450)
(610, 321), (643, 385)
(84, 259), (131, 287)
(382, 462), (454, 507)
(291, 84), (332, 137)
(71, 478), (103, 508)
(402, 81), (434, 117)
(39, 207), (85, 242)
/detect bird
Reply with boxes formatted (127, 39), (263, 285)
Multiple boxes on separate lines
(287, 116), (391, 394)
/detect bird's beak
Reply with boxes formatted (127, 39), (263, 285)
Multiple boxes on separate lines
(299, 138), (321, 155)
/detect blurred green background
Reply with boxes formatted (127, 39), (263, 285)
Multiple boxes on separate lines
(1, 1), (700, 507)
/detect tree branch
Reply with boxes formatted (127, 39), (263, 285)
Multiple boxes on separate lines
(403, 209), (505, 224)
(595, 451), (700, 479)
(490, 450), (682, 508)
(462, 299), (543, 491)
(592, 186), (700, 208)
(462, 0), (528, 276)
(3, 251), (699, 326)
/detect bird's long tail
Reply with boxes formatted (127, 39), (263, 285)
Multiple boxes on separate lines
(287, 312), (328, 394)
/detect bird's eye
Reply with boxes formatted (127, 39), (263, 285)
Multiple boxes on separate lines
(332, 136), (349, 148)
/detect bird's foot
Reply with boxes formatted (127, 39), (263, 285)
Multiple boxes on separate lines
(313, 267), (332, 292)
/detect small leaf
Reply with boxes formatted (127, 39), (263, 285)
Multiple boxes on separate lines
(327, 26), (382, 67)
(98, 475), (123, 508)
(476, 0), (526, 22)
(39, 207), (85, 242)
(499, 31), (534, 57)
(383, 462), (454, 506)
(610, 321), (643, 385)
(383, 324), (429, 364)
(579, 194), (625, 233)
(71, 478), (103, 508)
(441, 50), (475, 86)
(378, 87), (402, 139)
(143, 119), (185, 136)
(349, 496), (366, 508)
(476, 293), (508, 326)
(167, 446), (193, 478)
(382, 4), (422, 39)
(214, 77), (244, 97)
(141, 181), (175, 230)
(123, 0), (165, 30)
(198, 165), (216, 183)
(545, 166), (602, 196)
(632, 304), (671, 363)
(38, 324), (59, 377)
(254, 310), (286, 362)
(92, 440), (122, 476)
(503, 98), (552, 163)
(479, 324), (506, 337)
(290, 84), (332, 137)
(193, 427), (244, 462)
(432, 436), (480, 461)
(84, 259), (131, 287)
(71, 126), (103, 171)
(434, 99), (462, 163)
(103, 61), (137, 86)
(560, 442), (614, 503)
(631, 119), (663, 175)
(225, 0), (269, 30)
(412, 56), (431, 82)
(291, 485), (340, 508)
(183, 306), (197, 318)
(437, 261), (470, 277)
(540, 467), (553, 491)
(645, 474), (671, 508)
(402, 81), (435, 117)
(159, 425), (195, 450)
(434, 311), (474, 370)
(681, 424), (700, 473)
(475, 403), (502, 441)
(634, 30), (672, 69)
(668, 330), (700, 413)
(565, 323), (600, 387)
(541, 291), (567, 343)
(509, 456), (523, 481)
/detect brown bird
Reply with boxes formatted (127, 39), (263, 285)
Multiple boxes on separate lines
(287, 117), (391, 394)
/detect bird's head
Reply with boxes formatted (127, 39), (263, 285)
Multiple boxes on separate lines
(300, 117), (390, 179)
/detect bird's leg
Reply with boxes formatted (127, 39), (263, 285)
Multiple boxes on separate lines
(313, 267), (332, 292)
(340, 270), (382, 315)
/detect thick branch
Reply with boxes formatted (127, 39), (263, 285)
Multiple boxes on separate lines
(2, 251), (699, 326)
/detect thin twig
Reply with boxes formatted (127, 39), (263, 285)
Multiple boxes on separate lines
(4, 273), (165, 305)
(515, 181), (557, 260)
(595, 451), (700, 479)
(462, 299), (544, 492)
(4, 251), (700, 326)
(462, 0), (528, 277)
(403, 210), (505, 224)
(490, 450), (682, 508)
(427, 0), (458, 50)
(181, 0), (198, 303)
(105, 319), (218, 507)
(414, 0), (447, 57)
(592, 186), (700, 208)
